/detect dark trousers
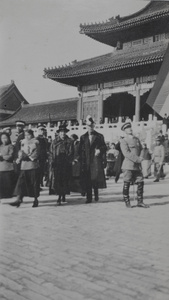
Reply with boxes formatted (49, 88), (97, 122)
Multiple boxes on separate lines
(39, 160), (46, 185)
(86, 169), (98, 201)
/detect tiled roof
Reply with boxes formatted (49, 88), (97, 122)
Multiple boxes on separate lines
(0, 81), (28, 106)
(44, 41), (168, 85)
(0, 98), (78, 126)
(0, 83), (13, 98)
(80, 1), (169, 35)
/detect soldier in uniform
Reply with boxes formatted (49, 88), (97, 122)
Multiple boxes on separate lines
(79, 115), (107, 203)
(120, 122), (149, 208)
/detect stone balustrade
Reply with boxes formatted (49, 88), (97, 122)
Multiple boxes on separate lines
(31, 114), (167, 150)
(7, 114), (168, 150)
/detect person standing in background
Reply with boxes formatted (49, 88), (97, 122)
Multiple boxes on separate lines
(152, 136), (165, 182)
(36, 124), (48, 188)
(0, 132), (15, 200)
(13, 121), (26, 175)
(163, 134), (169, 163)
(140, 142), (152, 179)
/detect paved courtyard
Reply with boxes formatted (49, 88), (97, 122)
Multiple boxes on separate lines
(0, 168), (169, 300)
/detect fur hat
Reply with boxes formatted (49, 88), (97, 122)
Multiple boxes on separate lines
(56, 124), (69, 133)
(86, 115), (95, 126)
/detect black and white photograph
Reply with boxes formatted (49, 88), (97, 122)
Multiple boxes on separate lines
(0, 0), (169, 299)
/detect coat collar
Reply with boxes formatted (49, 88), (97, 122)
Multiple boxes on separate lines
(84, 130), (97, 147)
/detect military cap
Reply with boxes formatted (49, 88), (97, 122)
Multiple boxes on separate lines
(37, 123), (46, 130)
(3, 127), (11, 132)
(121, 122), (132, 131)
(15, 120), (26, 126)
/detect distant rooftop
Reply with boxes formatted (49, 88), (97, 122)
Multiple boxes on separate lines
(0, 98), (78, 127)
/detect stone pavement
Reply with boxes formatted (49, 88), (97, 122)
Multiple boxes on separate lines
(0, 168), (169, 300)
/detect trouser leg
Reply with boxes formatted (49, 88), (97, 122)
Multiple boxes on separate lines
(94, 187), (99, 201)
(86, 171), (92, 203)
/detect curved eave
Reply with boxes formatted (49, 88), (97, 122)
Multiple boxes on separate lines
(44, 56), (164, 87)
(80, 10), (169, 35)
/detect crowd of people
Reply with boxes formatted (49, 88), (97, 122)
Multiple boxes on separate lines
(0, 115), (169, 208)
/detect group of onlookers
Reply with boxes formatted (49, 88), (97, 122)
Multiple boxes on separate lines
(0, 116), (169, 209)
(0, 116), (107, 207)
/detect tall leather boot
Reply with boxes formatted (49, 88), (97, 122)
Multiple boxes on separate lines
(123, 182), (131, 208)
(137, 182), (149, 208)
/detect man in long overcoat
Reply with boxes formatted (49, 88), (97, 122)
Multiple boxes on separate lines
(79, 115), (107, 203)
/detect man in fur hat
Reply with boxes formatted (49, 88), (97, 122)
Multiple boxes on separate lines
(79, 115), (107, 203)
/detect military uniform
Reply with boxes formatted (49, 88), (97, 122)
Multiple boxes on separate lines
(120, 122), (148, 208)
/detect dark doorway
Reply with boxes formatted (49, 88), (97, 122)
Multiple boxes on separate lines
(103, 91), (161, 122)
(103, 92), (135, 122)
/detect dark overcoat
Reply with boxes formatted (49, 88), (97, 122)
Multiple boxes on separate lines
(79, 130), (107, 190)
(49, 135), (73, 195)
(70, 140), (82, 193)
(13, 131), (25, 175)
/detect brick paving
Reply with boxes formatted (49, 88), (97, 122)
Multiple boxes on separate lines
(0, 167), (169, 300)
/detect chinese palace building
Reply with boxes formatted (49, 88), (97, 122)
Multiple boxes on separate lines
(44, 1), (169, 123)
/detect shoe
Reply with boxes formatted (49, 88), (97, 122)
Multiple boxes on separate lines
(16, 200), (22, 208)
(137, 202), (149, 208)
(32, 199), (39, 208)
(153, 179), (159, 182)
(85, 199), (92, 204)
(10, 200), (21, 207)
(61, 195), (66, 203)
(94, 189), (99, 202)
(125, 201), (131, 208)
(57, 196), (61, 205)
(94, 194), (99, 201)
